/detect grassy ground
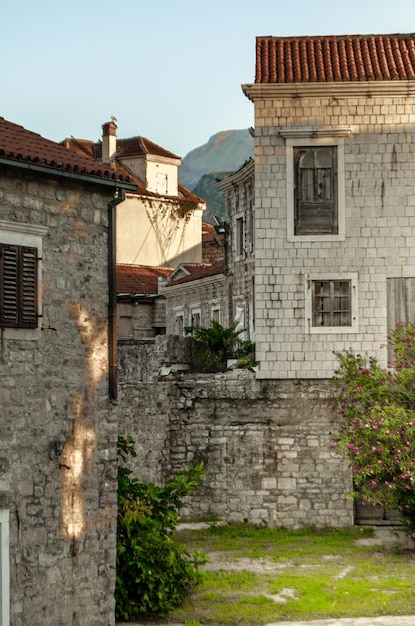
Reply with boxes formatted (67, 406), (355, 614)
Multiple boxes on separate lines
(156, 523), (415, 625)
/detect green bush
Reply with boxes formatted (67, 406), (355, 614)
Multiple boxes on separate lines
(185, 320), (246, 371)
(115, 436), (206, 620)
(332, 323), (415, 535)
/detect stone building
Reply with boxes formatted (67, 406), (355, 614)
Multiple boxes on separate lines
(161, 260), (227, 335)
(118, 33), (415, 529)
(241, 33), (415, 379)
(0, 116), (135, 626)
(64, 121), (206, 268)
(116, 264), (173, 339)
(217, 158), (255, 340)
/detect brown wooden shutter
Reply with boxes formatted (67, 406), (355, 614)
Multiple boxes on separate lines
(294, 147), (337, 235)
(0, 244), (38, 328)
(20, 246), (38, 328)
(0, 244), (19, 326)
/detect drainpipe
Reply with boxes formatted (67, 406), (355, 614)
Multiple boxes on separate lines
(108, 188), (125, 400)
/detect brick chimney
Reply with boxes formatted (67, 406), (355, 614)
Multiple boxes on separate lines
(102, 120), (117, 162)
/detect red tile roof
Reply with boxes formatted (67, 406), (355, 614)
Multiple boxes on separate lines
(202, 222), (224, 244)
(117, 264), (173, 295)
(63, 135), (180, 161)
(117, 136), (180, 160)
(0, 117), (132, 183)
(255, 34), (415, 84)
(63, 135), (201, 203)
(166, 261), (225, 286)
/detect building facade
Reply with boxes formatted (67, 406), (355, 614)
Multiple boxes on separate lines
(242, 33), (415, 379)
(217, 158), (255, 340)
(65, 121), (206, 268)
(0, 117), (135, 626)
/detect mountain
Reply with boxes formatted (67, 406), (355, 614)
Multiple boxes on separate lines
(192, 172), (232, 225)
(179, 129), (254, 225)
(179, 128), (254, 199)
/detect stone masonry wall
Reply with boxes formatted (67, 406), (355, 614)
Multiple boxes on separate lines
(253, 94), (415, 379)
(118, 342), (353, 528)
(1, 167), (118, 626)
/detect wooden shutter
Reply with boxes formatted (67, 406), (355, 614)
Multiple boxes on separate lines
(294, 147), (337, 235)
(20, 246), (38, 328)
(0, 244), (38, 328)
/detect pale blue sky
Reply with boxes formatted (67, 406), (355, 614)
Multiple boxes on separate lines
(2, 0), (415, 157)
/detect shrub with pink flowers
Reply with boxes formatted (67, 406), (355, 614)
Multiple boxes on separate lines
(332, 322), (415, 535)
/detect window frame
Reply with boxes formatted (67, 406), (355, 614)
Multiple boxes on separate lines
(280, 128), (350, 243)
(0, 220), (48, 340)
(305, 272), (358, 334)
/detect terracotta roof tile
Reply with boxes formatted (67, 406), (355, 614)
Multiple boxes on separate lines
(117, 136), (180, 160)
(202, 222), (224, 244)
(166, 261), (225, 286)
(117, 264), (173, 295)
(63, 135), (201, 203)
(0, 117), (132, 183)
(255, 34), (415, 83)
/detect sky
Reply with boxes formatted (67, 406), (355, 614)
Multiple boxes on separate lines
(2, 0), (415, 157)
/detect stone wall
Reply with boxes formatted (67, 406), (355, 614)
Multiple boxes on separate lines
(1, 166), (118, 626)
(253, 93), (415, 379)
(118, 340), (353, 528)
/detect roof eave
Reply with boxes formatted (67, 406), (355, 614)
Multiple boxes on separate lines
(0, 156), (137, 191)
(242, 80), (415, 101)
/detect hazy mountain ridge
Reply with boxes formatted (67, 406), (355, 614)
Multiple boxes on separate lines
(179, 129), (254, 191)
(179, 129), (254, 224)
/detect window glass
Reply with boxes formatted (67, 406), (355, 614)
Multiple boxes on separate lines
(312, 280), (351, 327)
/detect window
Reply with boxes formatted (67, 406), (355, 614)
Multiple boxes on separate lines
(191, 310), (201, 328)
(305, 273), (358, 334)
(312, 279), (350, 327)
(175, 314), (184, 336)
(280, 127), (350, 242)
(294, 146), (337, 235)
(235, 216), (244, 257)
(0, 220), (47, 339)
(211, 307), (220, 323)
(155, 172), (168, 194)
(0, 244), (37, 328)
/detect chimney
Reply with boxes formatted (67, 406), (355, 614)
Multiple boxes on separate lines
(102, 120), (117, 162)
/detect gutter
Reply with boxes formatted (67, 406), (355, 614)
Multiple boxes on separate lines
(108, 189), (125, 400)
(0, 157), (137, 191)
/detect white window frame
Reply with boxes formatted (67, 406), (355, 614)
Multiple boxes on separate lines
(0, 220), (48, 340)
(305, 272), (358, 334)
(0, 509), (10, 626)
(280, 128), (351, 243)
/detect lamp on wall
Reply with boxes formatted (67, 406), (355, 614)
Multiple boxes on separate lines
(49, 431), (67, 460)
(213, 215), (228, 235)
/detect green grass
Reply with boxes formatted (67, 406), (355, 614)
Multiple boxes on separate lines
(162, 524), (415, 625)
